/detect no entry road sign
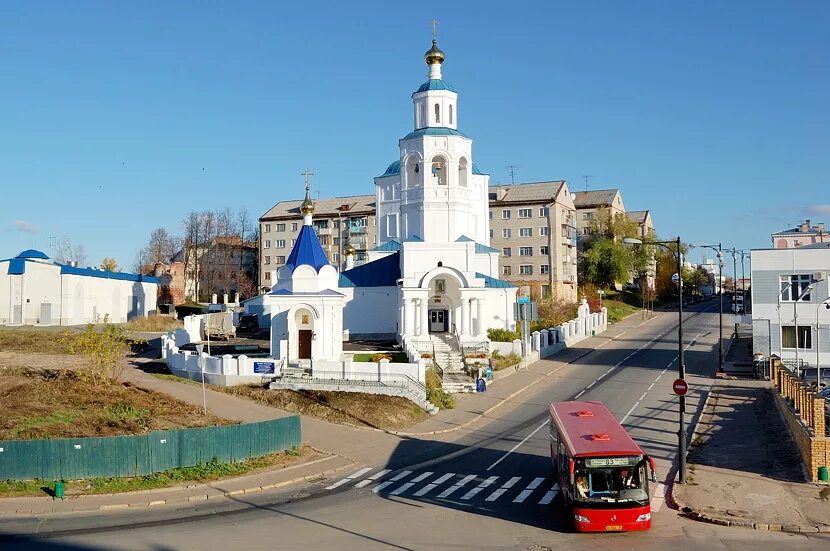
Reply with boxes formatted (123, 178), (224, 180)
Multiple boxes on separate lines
(673, 378), (688, 396)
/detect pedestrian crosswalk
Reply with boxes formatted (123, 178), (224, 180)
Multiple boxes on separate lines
(324, 468), (563, 506)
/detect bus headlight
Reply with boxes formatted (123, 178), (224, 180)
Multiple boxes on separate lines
(636, 513), (651, 522)
(574, 514), (591, 523)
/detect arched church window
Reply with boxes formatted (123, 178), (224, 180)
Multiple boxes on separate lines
(434, 103), (440, 123)
(431, 156), (447, 185)
(408, 160), (421, 187)
(458, 157), (468, 187)
(449, 104), (453, 125)
(419, 103), (425, 127)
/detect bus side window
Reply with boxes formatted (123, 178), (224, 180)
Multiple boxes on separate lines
(558, 440), (567, 473)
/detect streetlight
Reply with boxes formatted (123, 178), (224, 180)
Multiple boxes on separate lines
(691, 243), (724, 373)
(816, 298), (830, 372)
(624, 236), (688, 483)
(725, 248), (740, 337)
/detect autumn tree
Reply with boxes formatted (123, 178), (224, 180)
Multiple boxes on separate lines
(101, 257), (118, 271)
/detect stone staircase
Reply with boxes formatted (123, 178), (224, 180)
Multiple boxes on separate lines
(431, 333), (476, 393)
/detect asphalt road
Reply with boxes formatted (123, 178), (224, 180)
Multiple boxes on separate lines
(3, 302), (828, 550)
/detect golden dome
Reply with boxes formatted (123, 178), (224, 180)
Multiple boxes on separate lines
(424, 40), (445, 65)
(300, 184), (314, 215)
(345, 245), (356, 256)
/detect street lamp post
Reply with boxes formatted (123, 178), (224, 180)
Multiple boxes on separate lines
(726, 248), (739, 337)
(625, 236), (687, 483)
(693, 243), (724, 373)
(817, 298), (830, 372)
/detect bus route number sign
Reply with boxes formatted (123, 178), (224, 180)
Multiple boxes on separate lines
(673, 378), (688, 396)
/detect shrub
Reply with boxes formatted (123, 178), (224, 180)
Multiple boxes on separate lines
(487, 328), (520, 342)
(491, 351), (521, 371)
(64, 323), (129, 386)
(371, 352), (393, 362)
(420, 352), (433, 359)
(426, 387), (455, 410)
(425, 367), (442, 390)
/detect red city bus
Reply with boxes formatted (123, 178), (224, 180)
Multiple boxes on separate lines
(549, 400), (658, 532)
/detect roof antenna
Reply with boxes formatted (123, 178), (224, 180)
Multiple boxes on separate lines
(506, 164), (517, 185)
(583, 175), (592, 192)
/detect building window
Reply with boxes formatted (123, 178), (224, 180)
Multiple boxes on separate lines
(313, 220), (329, 230)
(582, 227), (591, 236)
(582, 212), (594, 220)
(386, 214), (398, 238)
(290, 239), (296, 246)
(502, 210), (511, 220)
(519, 228), (532, 237)
(541, 264), (550, 275)
(333, 253), (339, 262)
(356, 252), (367, 261)
(350, 217), (367, 228)
(264, 271), (271, 281)
(539, 227), (549, 236)
(502, 228), (511, 238)
(264, 224), (271, 233)
(276, 240), (286, 248)
(502, 247), (511, 257)
(502, 266), (512, 276)
(780, 275), (813, 301)
(519, 247), (533, 256)
(520, 265), (533, 275)
(539, 207), (549, 217)
(489, 229), (493, 238)
(436, 279), (446, 293)
(276, 223), (286, 232)
(518, 208), (532, 219)
(540, 246), (549, 255)
(264, 256), (271, 265)
(489, 210), (493, 220)
(434, 103), (440, 123)
(333, 220), (340, 229)
(333, 237), (339, 245)
(782, 326), (812, 349)
(291, 223), (298, 231)
(541, 284), (551, 297)
(264, 240), (270, 249)
(449, 104), (453, 125)
(276, 256), (285, 264)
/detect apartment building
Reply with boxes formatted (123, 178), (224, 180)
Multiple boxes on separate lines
(771, 219), (827, 249)
(258, 194), (377, 291)
(572, 189), (627, 238)
(488, 181), (578, 302)
(627, 210), (655, 239)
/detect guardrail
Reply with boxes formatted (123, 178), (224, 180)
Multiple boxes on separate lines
(279, 371), (427, 402)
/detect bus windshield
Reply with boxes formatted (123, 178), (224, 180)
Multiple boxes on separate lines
(573, 456), (649, 505)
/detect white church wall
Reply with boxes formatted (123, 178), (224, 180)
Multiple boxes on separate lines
(0, 268), (10, 325)
(16, 262), (62, 325)
(341, 287), (398, 338)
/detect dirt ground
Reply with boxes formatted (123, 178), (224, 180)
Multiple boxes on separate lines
(0, 367), (233, 440)
(219, 385), (428, 430)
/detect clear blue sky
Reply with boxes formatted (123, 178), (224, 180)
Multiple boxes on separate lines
(1, 1), (828, 269)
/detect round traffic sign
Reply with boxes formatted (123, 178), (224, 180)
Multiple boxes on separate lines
(673, 378), (688, 396)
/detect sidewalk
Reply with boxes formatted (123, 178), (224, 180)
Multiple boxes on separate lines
(673, 378), (830, 533)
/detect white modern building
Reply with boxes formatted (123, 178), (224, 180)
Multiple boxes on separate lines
(259, 38), (518, 365)
(750, 245), (830, 369)
(0, 249), (159, 326)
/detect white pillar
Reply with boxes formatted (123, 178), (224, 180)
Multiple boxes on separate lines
(461, 298), (469, 336)
(401, 299), (407, 336)
(420, 299), (429, 337)
(414, 299), (422, 336)
(476, 298), (483, 337)
(407, 299), (416, 335)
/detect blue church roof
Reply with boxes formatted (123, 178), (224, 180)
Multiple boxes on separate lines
(401, 127), (468, 141)
(455, 236), (499, 254)
(382, 160), (401, 176)
(285, 225), (331, 272)
(476, 272), (516, 288)
(414, 79), (456, 94)
(339, 252), (401, 287)
(60, 265), (159, 283)
(16, 249), (49, 260)
(370, 240), (401, 252)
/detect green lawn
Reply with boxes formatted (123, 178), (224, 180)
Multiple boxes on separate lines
(351, 352), (410, 363)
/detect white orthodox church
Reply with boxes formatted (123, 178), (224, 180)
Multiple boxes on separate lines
(262, 39), (517, 364)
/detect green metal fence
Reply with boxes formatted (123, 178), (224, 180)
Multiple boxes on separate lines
(0, 416), (301, 481)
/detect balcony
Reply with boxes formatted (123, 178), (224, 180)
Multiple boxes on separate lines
(349, 226), (367, 234)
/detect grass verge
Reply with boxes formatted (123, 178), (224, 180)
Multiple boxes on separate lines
(351, 352), (409, 363)
(491, 351), (521, 371)
(124, 315), (182, 333)
(0, 328), (71, 354)
(0, 445), (310, 498)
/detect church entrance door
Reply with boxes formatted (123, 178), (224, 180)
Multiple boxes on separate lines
(298, 330), (312, 359)
(429, 309), (448, 333)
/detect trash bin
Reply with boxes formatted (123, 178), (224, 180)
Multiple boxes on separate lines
(819, 466), (829, 482)
(476, 378), (487, 392)
(54, 481), (65, 500)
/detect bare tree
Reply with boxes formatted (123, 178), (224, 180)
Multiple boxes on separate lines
(146, 227), (176, 265)
(55, 238), (88, 266)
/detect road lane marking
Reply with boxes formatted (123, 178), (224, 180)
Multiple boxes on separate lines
(372, 470), (413, 493)
(390, 482), (415, 495)
(639, 392), (647, 401)
(414, 473), (455, 496)
(586, 381), (596, 389)
(513, 477), (545, 503)
(354, 469), (391, 488)
(648, 383), (655, 390)
(410, 471), (433, 483)
(538, 484), (560, 505)
(487, 420), (548, 471)
(437, 474), (476, 498)
(325, 467), (373, 490)
(574, 390), (585, 399)
(485, 476), (522, 502)
(461, 476), (499, 500)
(620, 401), (640, 424)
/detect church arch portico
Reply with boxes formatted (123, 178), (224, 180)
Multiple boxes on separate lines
(286, 304), (319, 361)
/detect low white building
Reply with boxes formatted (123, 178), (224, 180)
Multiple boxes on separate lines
(0, 249), (158, 326)
(750, 245), (830, 369)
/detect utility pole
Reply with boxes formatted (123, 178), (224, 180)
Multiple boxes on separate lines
(506, 165), (517, 185)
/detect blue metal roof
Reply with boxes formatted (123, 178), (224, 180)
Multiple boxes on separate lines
(60, 264), (159, 283)
(269, 288), (343, 296)
(401, 127), (468, 141)
(382, 160), (401, 176)
(8, 258), (26, 275)
(413, 79), (456, 94)
(402, 235), (423, 242)
(370, 240), (401, 252)
(476, 272), (516, 288)
(339, 252), (401, 287)
(16, 249), (49, 260)
(285, 224), (331, 273)
(455, 236), (499, 254)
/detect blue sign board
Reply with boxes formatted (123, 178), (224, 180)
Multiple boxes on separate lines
(253, 361), (275, 374)
(517, 296), (530, 304)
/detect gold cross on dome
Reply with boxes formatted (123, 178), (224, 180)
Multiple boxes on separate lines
(301, 169), (314, 191)
(432, 18), (438, 41)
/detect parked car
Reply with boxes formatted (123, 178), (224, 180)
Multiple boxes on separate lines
(801, 367), (830, 390)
